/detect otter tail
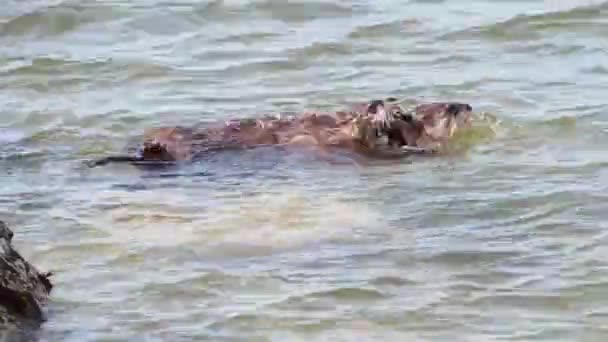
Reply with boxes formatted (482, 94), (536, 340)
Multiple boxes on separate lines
(84, 155), (143, 168)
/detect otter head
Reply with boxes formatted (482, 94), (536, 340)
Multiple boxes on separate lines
(350, 98), (413, 150)
(136, 141), (177, 162)
(366, 99), (396, 130)
(349, 99), (407, 149)
(366, 98), (416, 148)
(414, 102), (474, 149)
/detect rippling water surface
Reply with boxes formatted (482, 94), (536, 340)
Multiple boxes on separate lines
(2, 0), (608, 340)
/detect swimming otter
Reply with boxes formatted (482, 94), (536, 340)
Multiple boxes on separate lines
(0, 220), (53, 341)
(85, 98), (474, 167)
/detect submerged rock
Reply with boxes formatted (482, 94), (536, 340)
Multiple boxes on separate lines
(0, 220), (52, 341)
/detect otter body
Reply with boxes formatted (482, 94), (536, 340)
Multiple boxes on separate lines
(87, 99), (474, 167)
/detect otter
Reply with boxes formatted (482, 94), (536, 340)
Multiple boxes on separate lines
(85, 98), (474, 167)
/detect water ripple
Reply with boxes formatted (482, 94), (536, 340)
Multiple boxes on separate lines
(348, 18), (425, 39)
(2, 0), (608, 340)
(0, 2), (124, 37)
(252, 0), (353, 22)
(441, 2), (608, 42)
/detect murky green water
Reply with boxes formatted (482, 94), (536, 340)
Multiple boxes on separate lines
(2, 0), (608, 340)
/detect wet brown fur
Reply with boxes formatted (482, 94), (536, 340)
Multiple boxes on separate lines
(87, 99), (474, 167)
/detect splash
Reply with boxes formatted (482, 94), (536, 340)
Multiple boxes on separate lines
(437, 111), (500, 154)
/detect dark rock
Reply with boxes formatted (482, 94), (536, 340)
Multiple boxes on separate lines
(0, 220), (53, 341)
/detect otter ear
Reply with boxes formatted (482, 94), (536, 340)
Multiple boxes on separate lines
(446, 103), (461, 116)
(401, 113), (413, 122)
(367, 100), (385, 114)
(446, 103), (473, 116)
(392, 105), (413, 122)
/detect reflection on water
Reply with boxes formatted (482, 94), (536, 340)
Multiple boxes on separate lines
(1, 0), (608, 340)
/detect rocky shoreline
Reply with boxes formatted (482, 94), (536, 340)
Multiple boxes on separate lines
(0, 220), (52, 342)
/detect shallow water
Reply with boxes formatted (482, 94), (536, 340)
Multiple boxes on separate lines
(1, 0), (608, 340)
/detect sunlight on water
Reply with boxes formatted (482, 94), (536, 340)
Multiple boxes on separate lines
(206, 190), (383, 248)
(85, 185), (384, 252)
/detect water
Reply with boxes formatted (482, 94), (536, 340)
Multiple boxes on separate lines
(1, 0), (608, 340)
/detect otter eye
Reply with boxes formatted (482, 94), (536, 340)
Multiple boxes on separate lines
(386, 97), (398, 102)
(400, 113), (413, 122)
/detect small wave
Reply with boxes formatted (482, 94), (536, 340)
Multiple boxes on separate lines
(535, 115), (577, 130)
(0, 2), (124, 38)
(440, 2), (608, 42)
(31, 240), (124, 275)
(348, 19), (424, 39)
(308, 287), (387, 301)
(427, 54), (476, 65)
(467, 193), (579, 235)
(22, 125), (85, 145)
(0, 0), (64, 22)
(287, 41), (353, 59)
(423, 249), (520, 267)
(252, 0), (353, 23)
(582, 65), (608, 74)
(192, 0), (352, 23)
(138, 277), (218, 301)
(213, 31), (281, 44)
(369, 276), (416, 287)
(205, 311), (346, 337)
(274, 287), (387, 309)
(467, 291), (577, 312)
(0, 149), (47, 163)
(191, 0), (251, 22)
(124, 9), (201, 37)
(0, 57), (107, 76)
(499, 112), (585, 142)
(220, 58), (308, 75)
(0, 56), (174, 93)
(503, 42), (589, 57)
